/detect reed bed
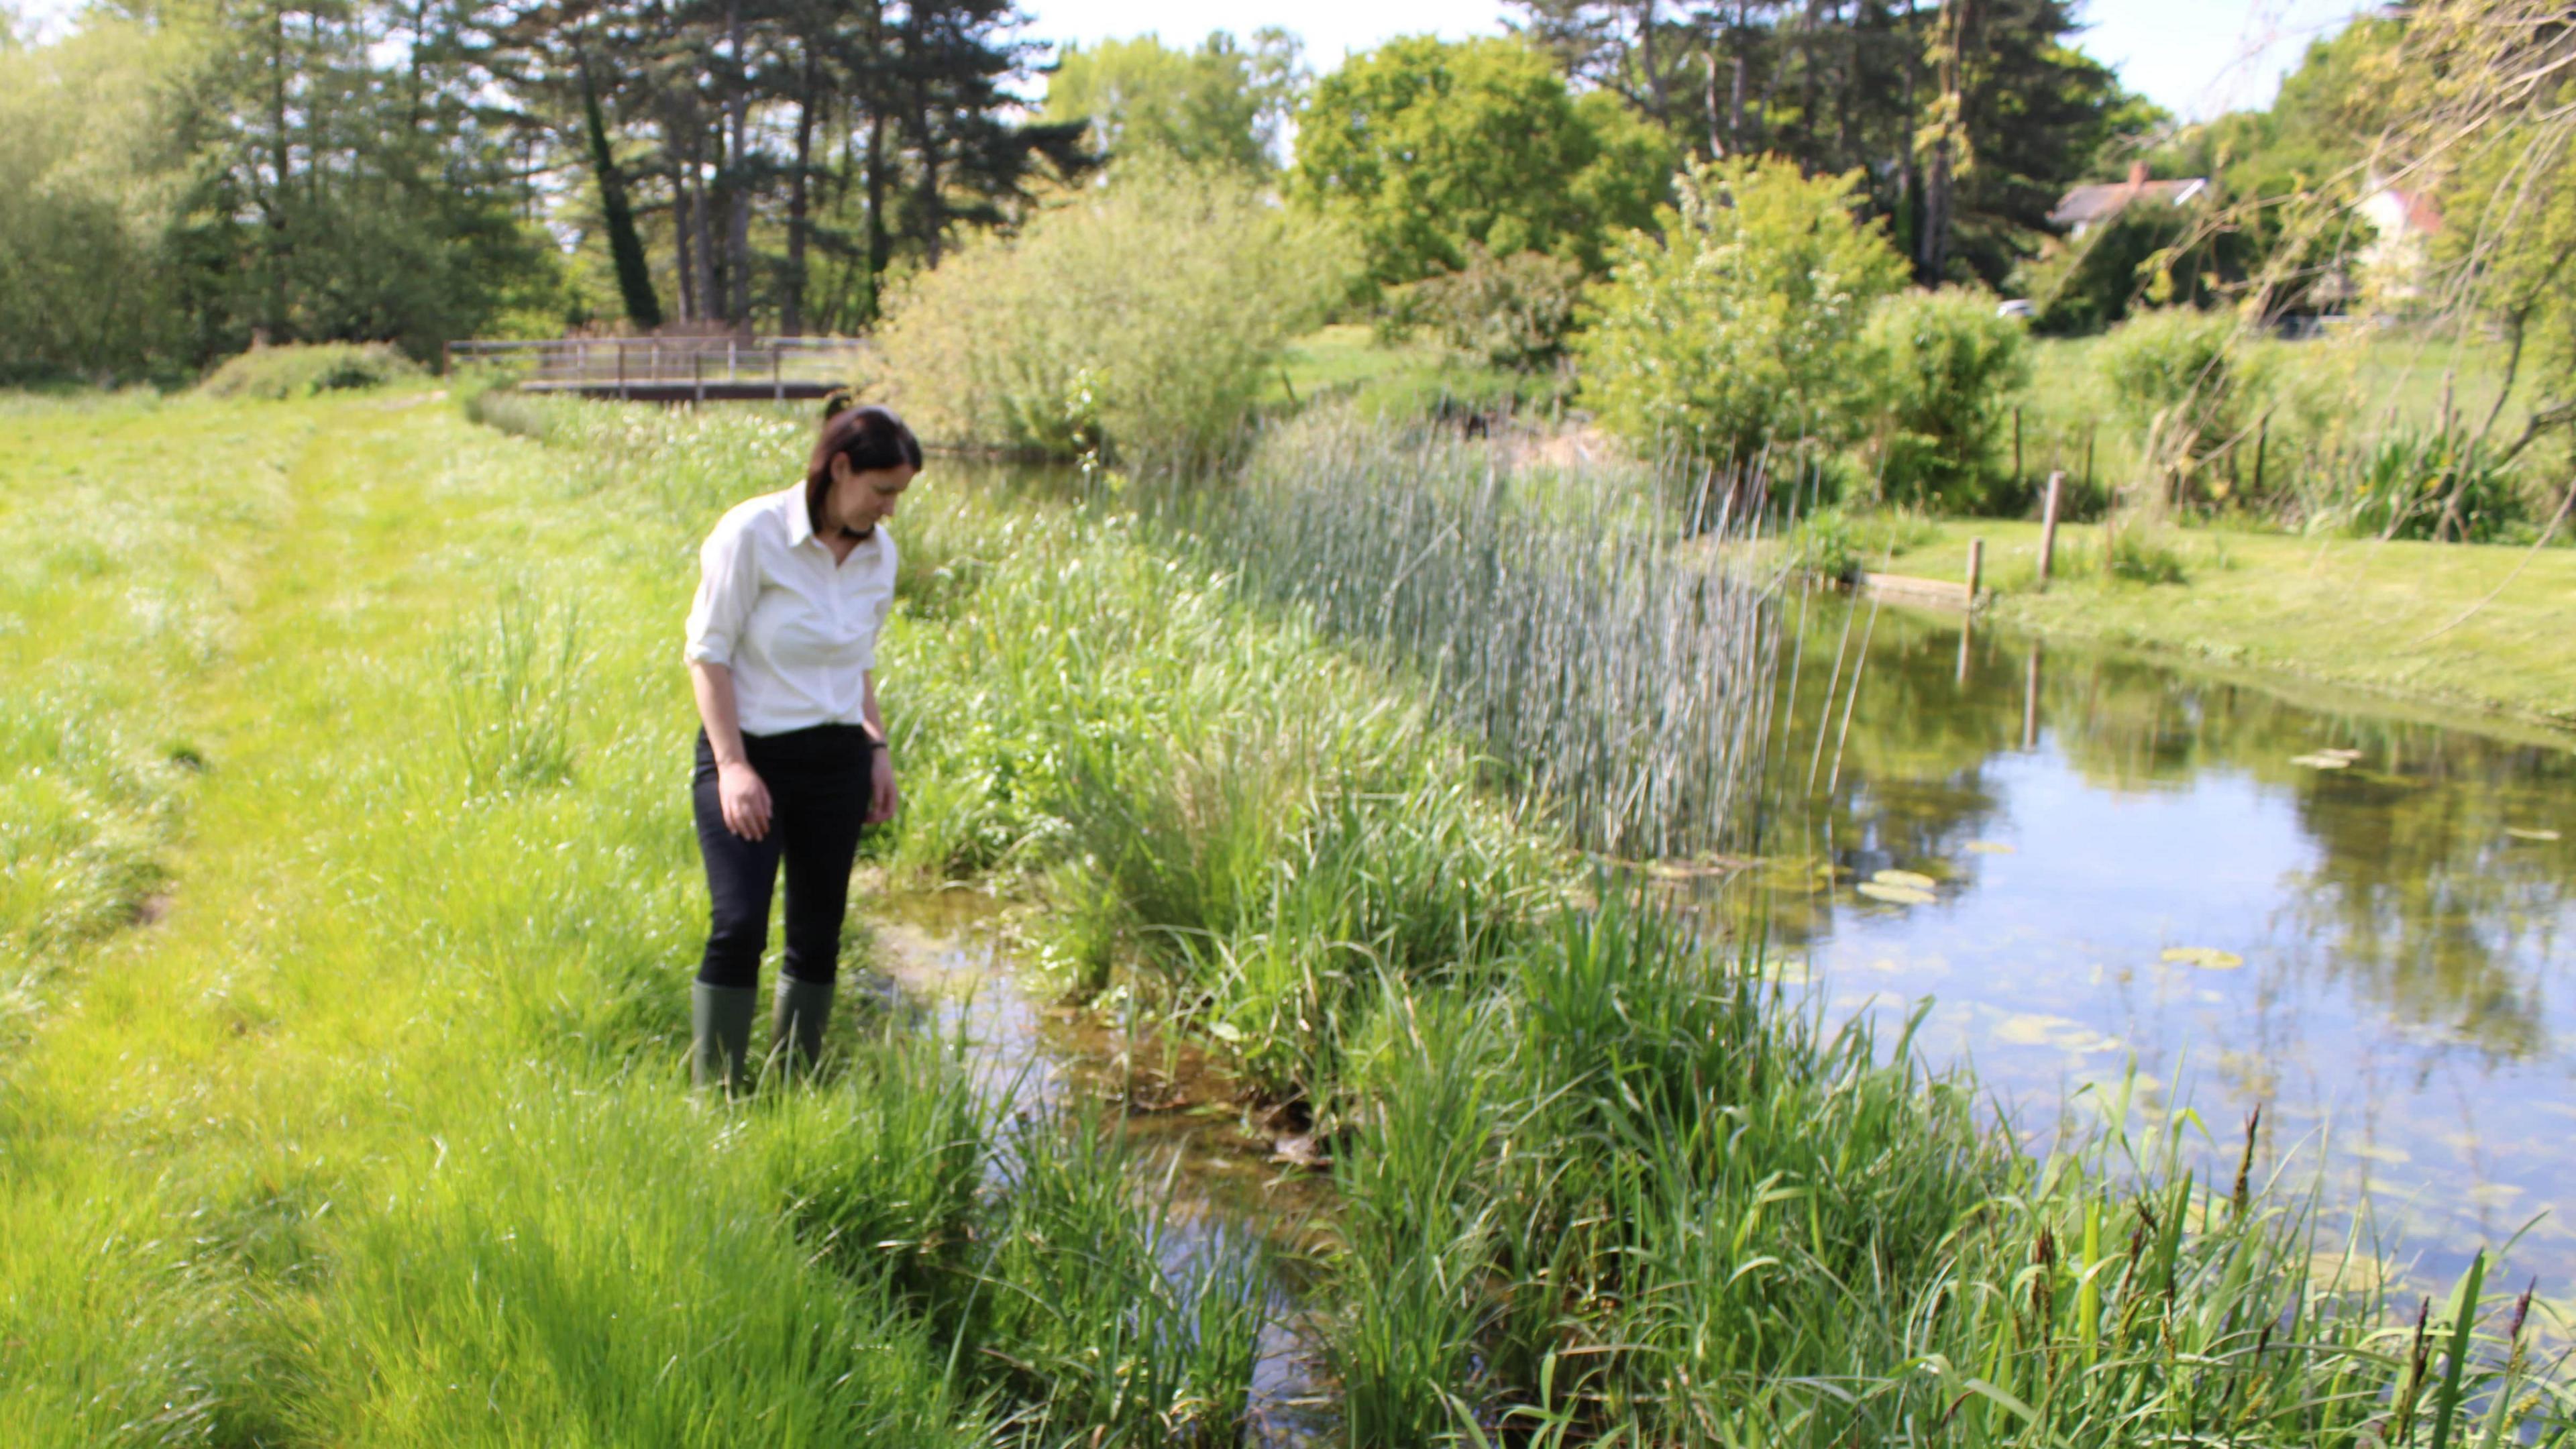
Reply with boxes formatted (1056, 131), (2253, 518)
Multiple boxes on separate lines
(1182, 406), (1786, 861)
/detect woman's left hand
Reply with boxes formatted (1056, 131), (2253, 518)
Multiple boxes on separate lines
(867, 747), (900, 825)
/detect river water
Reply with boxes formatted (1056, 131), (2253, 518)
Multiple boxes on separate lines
(1759, 596), (2576, 1295)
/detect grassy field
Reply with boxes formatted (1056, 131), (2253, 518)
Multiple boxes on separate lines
(1836, 517), (2576, 727)
(7, 382), (2570, 1444)
(0, 388), (1266, 1445)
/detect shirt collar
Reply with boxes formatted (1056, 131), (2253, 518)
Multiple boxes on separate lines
(783, 484), (819, 550)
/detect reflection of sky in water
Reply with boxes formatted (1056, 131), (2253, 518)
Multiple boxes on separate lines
(1767, 608), (2576, 1293)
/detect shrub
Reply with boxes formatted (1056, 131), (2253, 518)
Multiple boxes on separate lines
(877, 159), (1351, 465)
(2339, 423), (2526, 541)
(198, 341), (425, 399)
(1860, 287), (2032, 510)
(2096, 307), (2263, 504)
(1575, 156), (1908, 471)
(1391, 244), (1587, 372)
(2101, 521), (2190, 583)
(1785, 505), (1939, 583)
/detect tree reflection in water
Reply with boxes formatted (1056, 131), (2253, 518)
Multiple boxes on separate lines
(1729, 596), (2576, 1286)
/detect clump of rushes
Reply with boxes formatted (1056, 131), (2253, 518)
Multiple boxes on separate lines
(1184, 403), (1784, 861)
(466, 396), (2575, 1446)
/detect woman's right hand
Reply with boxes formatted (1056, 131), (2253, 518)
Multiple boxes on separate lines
(717, 760), (773, 840)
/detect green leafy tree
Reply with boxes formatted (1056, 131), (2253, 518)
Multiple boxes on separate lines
(1576, 156), (1909, 480)
(1862, 286), (2032, 508)
(1509, 0), (2156, 289)
(1290, 34), (1675, 288)
(1042, 29), (1303, 175)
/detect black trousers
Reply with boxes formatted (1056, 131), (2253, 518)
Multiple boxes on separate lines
(692, 724), (876, 990)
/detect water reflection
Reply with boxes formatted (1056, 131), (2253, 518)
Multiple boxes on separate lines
(1757, 596), (2576, 1289)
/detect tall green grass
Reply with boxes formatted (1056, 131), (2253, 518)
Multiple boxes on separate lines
(0, 389), (1275, 1447)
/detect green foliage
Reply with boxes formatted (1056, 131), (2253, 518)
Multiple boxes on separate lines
(1290, 35), (1675, 288)
(199, 342), (426, 400)
(1041, 28), (1304, 176)
(2100, 522), (2192, 583)
(2337, 423), (2527, 543)
(1391, 244), (1588, 372)
(442, 592), (585, 796)
(2438, 104), (2576, 473)
(0, 7), (566, 380)
(1786, 506), (1943, 582)
(1576, 156), (1910, 466)
(2018, 199), (2207, 334)
(1862, 286), (2034, 507)
(1512, 0), (2154, 291)
(0, 16), (195, 382)
(2096, 307), (2264, 498)
(878, 160), (1350, 463)
(966, 1122), (1269, 1443)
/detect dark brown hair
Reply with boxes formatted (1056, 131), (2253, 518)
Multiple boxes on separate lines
(806, 392), (922, 525)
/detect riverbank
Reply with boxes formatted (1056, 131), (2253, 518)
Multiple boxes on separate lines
(7, 385), (2569, 1444)
(1860, 520), (2576, 729)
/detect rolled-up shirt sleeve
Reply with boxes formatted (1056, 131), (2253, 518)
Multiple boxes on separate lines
(684, 518), (759, 667)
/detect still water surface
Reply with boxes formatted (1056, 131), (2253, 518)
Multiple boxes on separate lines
(1762, 599), (2576, 1293)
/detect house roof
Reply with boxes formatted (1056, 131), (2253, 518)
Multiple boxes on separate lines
(2049, 164), (2210, 230)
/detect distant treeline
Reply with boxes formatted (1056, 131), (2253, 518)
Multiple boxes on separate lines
(1, 0), (2150, 384)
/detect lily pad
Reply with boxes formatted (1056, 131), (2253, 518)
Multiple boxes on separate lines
(2160, 946), (2245, 970)
(2506, 826), (2562, 843)
(1857, 881), (1937, 907)
(2289, 753), (2353, 769)
(2306, 1250), (2392, 1293)
(1994, 1011), (2085, 1046)
(1964, 840), (2016, 855)
(1872, 869), (1939, 890)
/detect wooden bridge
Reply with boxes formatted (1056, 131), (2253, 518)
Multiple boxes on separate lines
(441, 335), (872, 404)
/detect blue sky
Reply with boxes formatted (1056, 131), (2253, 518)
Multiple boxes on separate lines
(8, 0), (2367, 121)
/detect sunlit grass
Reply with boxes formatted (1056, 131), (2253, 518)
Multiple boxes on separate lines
(0, 389), (1268, 1445)
(9, 385), (2566, 1446)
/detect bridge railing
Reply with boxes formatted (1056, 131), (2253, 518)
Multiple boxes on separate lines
(441, 335), (873, 394)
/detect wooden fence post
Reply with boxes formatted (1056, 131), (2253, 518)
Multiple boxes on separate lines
(2037, 470), (2065, 590)
(2023, 641), (2042, 751)
(1965, 536), (1984, 604)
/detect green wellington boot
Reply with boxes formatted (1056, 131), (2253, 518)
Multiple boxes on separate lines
(691, 982), (759, 1094)
(769, 975), (836, 1082)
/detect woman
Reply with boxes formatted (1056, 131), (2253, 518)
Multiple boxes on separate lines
(682, 397), (918, 1092)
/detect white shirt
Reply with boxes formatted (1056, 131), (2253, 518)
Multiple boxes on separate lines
(683, 485), (897, 736)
